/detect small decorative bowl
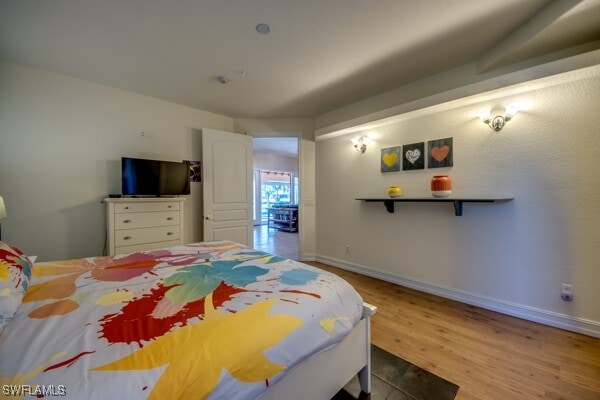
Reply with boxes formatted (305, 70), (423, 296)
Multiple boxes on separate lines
(387, 186), (403, 198)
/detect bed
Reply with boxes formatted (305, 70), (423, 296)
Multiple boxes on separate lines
(0, 240), (375, 399)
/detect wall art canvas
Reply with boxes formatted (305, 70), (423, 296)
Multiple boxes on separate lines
(381, 146), (401, 172)
(402, 142), (425, 171)
(428, 137), (453, 168)
(184, 160), (202, 182)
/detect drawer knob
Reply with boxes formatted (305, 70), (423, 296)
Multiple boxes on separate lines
(124, 236), (132, 240)
(167, 232), (174, 236)
(167, 217), (174, 221)
(123, 219), (132, 223)
(124, 206), (130, 210)
(167, 205), (172, 208)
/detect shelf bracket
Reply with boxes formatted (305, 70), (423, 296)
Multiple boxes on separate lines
(383, 200), (395, 213)
(453, 201), (463, 216)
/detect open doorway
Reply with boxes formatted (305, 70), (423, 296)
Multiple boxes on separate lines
(254, 170), (296, 225)
(252, 137), (299, 260)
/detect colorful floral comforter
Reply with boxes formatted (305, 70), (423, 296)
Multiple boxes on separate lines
(0, 241), (363, 399)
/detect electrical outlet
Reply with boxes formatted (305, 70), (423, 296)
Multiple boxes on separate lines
(345, 244), (351, 254)
(561, 284), (573, 301)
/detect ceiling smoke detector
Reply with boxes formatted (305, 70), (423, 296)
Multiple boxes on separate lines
(255, 23), (271, 34)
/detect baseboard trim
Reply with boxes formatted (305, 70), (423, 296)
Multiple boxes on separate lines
(300, 253), (316, 262)
(315, 255), (600, 338)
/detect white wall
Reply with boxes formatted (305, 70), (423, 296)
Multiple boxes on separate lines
(253, 152), (298, 174)
(0, 62), (233, 261)
(234, 118), (316, 261)
(315, 75), (600, 336)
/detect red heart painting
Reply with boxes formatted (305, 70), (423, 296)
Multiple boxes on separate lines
(431, 145), (450, 162)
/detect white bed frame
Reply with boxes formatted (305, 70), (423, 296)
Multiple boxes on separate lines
(260, 303), (377, 400)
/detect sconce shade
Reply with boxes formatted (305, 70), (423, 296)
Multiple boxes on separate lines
(504, 104), (519, 120)
(477, 110), (492, 124)
(479, 105), (519, 132)
(0, 196), (6, 220)
(351, 136), (371, 153)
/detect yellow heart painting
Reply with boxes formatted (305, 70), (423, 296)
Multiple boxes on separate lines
(382, 153), (398, 167)
(381, 146), (401, 172)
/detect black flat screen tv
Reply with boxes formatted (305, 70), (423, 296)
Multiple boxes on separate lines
(122, 157), (190, 196)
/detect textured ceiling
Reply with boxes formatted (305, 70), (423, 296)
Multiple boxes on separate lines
(1, 0), (599, 118)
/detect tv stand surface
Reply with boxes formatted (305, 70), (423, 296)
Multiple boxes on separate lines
(122, 195), (182, 198)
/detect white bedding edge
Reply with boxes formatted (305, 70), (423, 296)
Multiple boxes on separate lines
(259, 303), (377, 400)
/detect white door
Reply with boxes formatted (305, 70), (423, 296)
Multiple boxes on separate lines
(202, 128), (253, 247)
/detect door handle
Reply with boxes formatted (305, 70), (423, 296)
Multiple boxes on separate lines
(204, 215), (213, 221)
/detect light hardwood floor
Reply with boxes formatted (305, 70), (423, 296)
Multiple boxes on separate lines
(308, 262), (600, 400)
(254, 225), (299, 260)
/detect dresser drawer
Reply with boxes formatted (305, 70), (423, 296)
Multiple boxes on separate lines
(115, 211), (180, 230)
(115, 201), (180, 213)
(115, 226), (180, 247)
(105, 197), (185, 256)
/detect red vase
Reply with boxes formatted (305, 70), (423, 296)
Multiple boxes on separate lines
(431, 176), (452, 197)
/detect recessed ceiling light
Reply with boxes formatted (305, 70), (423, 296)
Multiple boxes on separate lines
(256, 23), (271, 34)
(217, 76), (230, 84)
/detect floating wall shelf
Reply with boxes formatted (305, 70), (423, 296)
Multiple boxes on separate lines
(356, 197), (514, 216)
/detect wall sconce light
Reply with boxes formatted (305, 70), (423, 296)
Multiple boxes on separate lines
(351, 136), (371, 153)
(478, 104), (519, 132)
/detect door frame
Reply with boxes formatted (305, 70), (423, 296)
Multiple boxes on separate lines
(250, 132), (302, 257)
(252, 169), (261, 226)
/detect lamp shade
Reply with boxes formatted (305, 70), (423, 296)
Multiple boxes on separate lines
(0, 196), (6, 220)
(504, 104), (519, 120)
(477, 109), (491, 123)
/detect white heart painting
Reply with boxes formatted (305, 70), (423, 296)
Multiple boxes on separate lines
(405, 149), (421, 164)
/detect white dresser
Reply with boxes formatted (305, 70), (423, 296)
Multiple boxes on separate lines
(105, 197), (186, 256)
